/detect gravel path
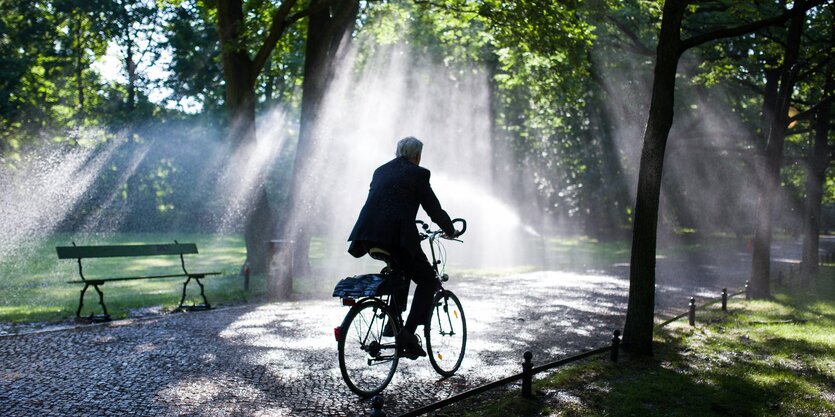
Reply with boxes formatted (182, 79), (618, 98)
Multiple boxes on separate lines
(0, 242), (796, 416)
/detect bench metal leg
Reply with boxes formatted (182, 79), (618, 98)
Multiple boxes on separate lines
(76, 283), (111, 323)
(177, 276), (212, 312)
(93, 284), (110, 318)
(77, 284), (88, 318)
(196, 277), (211, 308)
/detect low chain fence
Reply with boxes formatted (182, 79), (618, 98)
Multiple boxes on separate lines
(365, 272), (800, 416)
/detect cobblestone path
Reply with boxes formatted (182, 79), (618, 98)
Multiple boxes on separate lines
(1, 257), (755, 417)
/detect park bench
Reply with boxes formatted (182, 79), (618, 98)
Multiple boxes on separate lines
(56, 241), (221, 322)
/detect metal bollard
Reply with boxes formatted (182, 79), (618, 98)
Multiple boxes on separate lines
(369, 395), (386, 417)
(721, 288), (728, 311)
(688, 297), (696, 326)
(777, 270), (783, 286)
(242, 262), (251, 292)
(610, 330), (621, 362)
(522, 351), (533, 399)
(744, 280), (750, 300)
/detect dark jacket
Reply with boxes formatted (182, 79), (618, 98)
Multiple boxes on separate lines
(348, 156), (455, 258)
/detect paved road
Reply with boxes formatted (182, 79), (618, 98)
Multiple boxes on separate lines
(0, 246), (764, 416)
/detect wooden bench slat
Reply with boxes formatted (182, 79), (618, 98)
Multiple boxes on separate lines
(56, 243), (199, 259)
(66, 271), (222, 284)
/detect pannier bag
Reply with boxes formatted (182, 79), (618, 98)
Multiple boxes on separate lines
(332, 274), (398, 297)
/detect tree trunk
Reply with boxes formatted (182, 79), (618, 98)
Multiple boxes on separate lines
(125, 27), (136, 110)
(801, 52), (834, 283)
(750, 13), (805, 299)
(588, 63), (633, 238)
(217, 0), (273, 275)
(761, 68), (780, 141)
(265, 58), (273, 102)
(75, 15), (85, 121)
(280, 0), (358, 279)
(622, 0), (686, 356)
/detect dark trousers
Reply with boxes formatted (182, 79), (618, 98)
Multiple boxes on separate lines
(369, 243), (437, 333)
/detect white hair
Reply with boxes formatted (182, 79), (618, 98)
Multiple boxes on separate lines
(396, 136), (423, 159)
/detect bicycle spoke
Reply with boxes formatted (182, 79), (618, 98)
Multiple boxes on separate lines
(339, 301), (399, 397)
(426, 291), (467, 377)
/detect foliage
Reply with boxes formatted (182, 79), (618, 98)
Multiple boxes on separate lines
(1, 0), (115, 157)
(162, 0), (226, 113)
(0, 0), (832, 238)
(161, 0), (307, 114)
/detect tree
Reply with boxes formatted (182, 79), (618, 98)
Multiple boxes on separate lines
(0, 0), (120, 157)
(0, 1), (53, 156)
(622, 0), (825, 355)
(51, 0), (118, 124)
(214, 0), (334, 279)
(800, 11), (834, 282)
(749, 10), (807, 299)
(277, 0), (359, 284)
(163, 1), (226, 114)
(477, 0), (618, 230)
(801, 70), (833, 281)
(112, 0), (160, 112)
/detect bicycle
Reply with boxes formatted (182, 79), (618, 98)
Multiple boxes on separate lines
(332, 218), (468, 397)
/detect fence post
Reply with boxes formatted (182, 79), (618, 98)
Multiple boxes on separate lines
(744, 280), (750, 300)
(242, 262), (251, 292)
(721, 288), (728, 311)
(610, 330), (621, 362)
(688, 297), (696, 326)
(522, 351), (533, 399)
(369, 395), (386, 417)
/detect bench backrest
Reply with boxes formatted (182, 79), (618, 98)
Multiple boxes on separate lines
(56, 243), (199, 259)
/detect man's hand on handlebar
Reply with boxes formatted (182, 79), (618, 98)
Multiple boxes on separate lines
(416, 218), (466, 240)
(441, 230), (462, 239)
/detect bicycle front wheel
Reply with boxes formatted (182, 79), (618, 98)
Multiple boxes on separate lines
(338, 300), (400, 397)
(425, 290), (467, 377)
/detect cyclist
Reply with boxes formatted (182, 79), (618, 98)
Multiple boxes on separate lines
(347, 136), (460, 359)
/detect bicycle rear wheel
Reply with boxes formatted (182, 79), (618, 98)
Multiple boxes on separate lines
(425, 290), (467, 377)
(338, 299), (400, 397)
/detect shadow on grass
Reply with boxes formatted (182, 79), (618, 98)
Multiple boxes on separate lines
(605, 333), (830, 417)
(452, 310), (833, 417)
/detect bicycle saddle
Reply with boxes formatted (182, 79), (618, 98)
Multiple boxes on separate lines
(368, 247), (394, 266)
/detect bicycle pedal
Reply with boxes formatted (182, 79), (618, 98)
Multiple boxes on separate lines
(398, 348), (426, 360)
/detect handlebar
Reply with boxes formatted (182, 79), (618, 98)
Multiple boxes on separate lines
(452, 218), (467, 236)
(415, 218), (467, 239)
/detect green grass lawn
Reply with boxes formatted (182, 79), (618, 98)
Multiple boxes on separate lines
(0, 232), (385, 326)
(0, 233), (252, 325)
(453, 270), (835, 417)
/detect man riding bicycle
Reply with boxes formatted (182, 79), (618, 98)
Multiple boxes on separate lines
(348, 136), (460, 359)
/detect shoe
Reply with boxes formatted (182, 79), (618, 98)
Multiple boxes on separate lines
(396, 329), (426, 360)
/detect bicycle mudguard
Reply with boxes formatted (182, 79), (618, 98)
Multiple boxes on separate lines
(333, 274), (398, 297)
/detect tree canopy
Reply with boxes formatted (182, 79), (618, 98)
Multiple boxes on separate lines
(1, 0), (833, 353)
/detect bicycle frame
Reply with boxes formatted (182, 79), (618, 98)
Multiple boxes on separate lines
(336, 219), (464, 339)
(416, 218), (466, 286)
(335, 218), (468, 396)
